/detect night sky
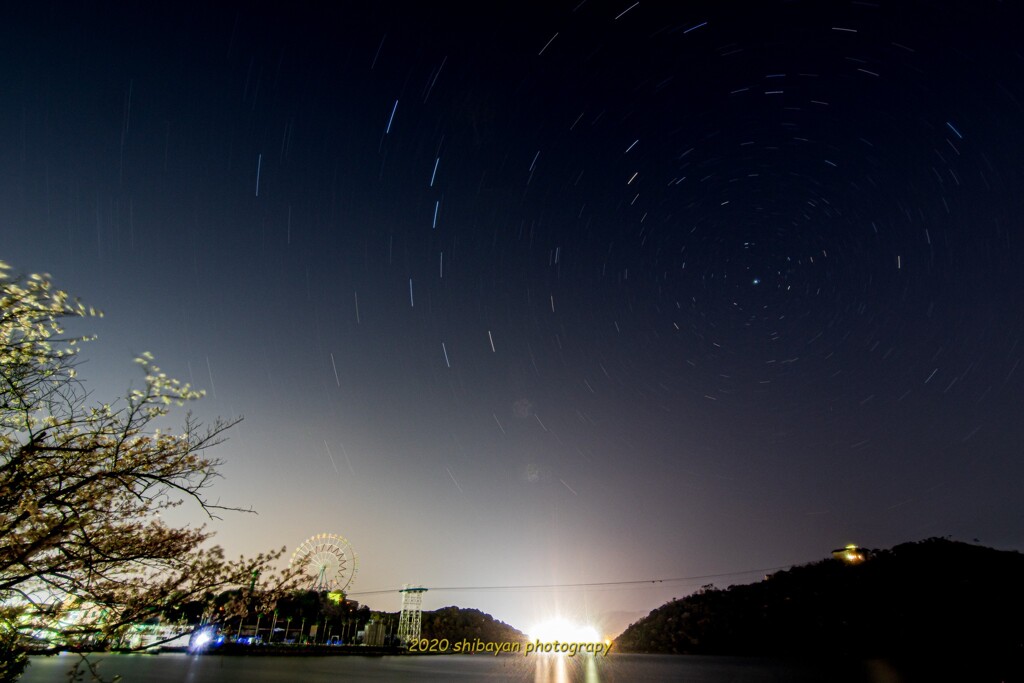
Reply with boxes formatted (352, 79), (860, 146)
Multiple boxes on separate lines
(3, 1), (1024, 636)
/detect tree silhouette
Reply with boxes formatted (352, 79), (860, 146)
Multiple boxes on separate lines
(0, 261), (299, 679)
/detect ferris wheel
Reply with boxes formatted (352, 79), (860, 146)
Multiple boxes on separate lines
(290, 533), (358, 592)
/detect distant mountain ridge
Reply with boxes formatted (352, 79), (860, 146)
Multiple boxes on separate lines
(420, 606), (528, 644)
(614, 538), (1022, 671)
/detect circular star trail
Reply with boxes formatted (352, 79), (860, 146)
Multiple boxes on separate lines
(2, 0), (1022, 632)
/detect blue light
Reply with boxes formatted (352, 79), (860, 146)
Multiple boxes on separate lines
(189, 626), (224, 652)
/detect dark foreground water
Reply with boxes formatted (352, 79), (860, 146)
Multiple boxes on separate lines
(20, 652), (936, 683)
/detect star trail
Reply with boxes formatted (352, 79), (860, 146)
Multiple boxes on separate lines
(2, 0), (1023, 634)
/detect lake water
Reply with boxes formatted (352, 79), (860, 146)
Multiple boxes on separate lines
(21, 652), (914, 682)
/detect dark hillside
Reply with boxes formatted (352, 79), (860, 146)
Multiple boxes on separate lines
(615, 539), (1023, 675)
(420, 606), (528, 645)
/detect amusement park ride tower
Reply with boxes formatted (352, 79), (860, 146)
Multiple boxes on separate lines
(397, 585), (428, 645)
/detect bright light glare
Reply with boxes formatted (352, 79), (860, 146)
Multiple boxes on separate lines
(190, 629), (212, 651)
(529, 618), (600, 643)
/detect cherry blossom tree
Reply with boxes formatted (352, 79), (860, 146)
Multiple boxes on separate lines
(0, 261), (298, 680)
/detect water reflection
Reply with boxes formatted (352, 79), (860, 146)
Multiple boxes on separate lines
(532, 653), (605, 683)
(22, 652), (893, 682)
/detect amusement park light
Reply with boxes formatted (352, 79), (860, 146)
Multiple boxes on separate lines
(189, 626), (224, 652)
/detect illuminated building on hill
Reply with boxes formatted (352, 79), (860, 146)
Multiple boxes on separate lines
(832, 544), (866, 564)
